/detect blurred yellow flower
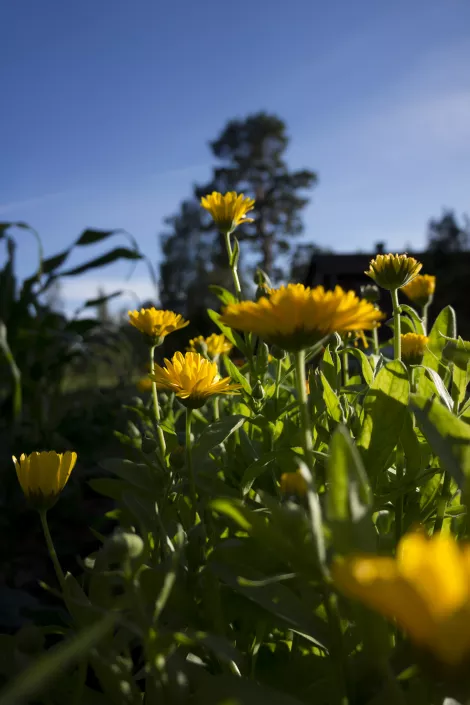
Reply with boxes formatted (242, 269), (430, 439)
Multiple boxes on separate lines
(402, 274), (436, 307)
(280, 471), (308, 497)
(333, 532), (470, 665)
(150, 351), (241, 408)
(365, 254), (422, 290)
(401, 333), (429, 365)
(220, 284), (383, 352)
(201, 191), (255, 233)
(13, 451), (77, 510)
(187, 333), (233, 360)
(128, 308), (189, 344)
(136, 376), (153, 393)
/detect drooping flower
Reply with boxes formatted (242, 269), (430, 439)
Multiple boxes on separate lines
(365, 254), (422, 290)
(187, 333), (233, 360)
(401, 333), (429, 365)
(13, 451), (77, 510)
(200, 192), (255, 234)
(402, 274), (436, 308)
(150, 351), (241, 408)
(280, 471), (308, 497)
(220, 284), (383, 352)
(128, 308), (189, 345)
(333, 532), (470, 665)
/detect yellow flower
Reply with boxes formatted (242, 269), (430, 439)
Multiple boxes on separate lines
(150, 351), (241, 408)
(220, 284), (384, 352)
(365, 254), (422, 290)
(280, 471), (308, 497)
(187, 333), (233, 360)
(401, 333), (429, 365)
(128, 308), (189, 344)
(13, 451), (77, 510)
(200, 191), (255, 234)
(333, 532), (470, 665)
(402, 274), (436, 307)
(136, 376), (153, 393)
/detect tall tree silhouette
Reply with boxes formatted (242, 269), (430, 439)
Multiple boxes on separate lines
(159, 112), (317, 318)
(427, 209), (469, 253)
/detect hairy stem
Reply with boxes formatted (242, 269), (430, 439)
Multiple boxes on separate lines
(391, 288), (401, 361)
(40, 510), (66, 591)
(150, 345), (166, 459)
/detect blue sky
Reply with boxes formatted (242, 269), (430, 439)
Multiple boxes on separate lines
(2, 0), (469, 310)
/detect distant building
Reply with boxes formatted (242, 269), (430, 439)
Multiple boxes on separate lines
(304, 248), (470, 337)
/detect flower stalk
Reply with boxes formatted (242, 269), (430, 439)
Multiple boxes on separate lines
(40, 510), (66, 591)
(150, 346), (166, 460)
(224, 231), (243, 300)
(391, 288), (401, 361)
(185, 409), (197, 525)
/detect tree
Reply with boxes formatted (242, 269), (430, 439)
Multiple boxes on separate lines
(427, 209), (469, 253)
(159, 113), (317, 320)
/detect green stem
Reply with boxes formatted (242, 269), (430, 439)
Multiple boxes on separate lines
(185, 409), (197, 525)
(40, 510), (66, 591)
(434, 396), (458, 534)
(421, 302), (429, 335)
(325, 591), (349, 704)
(213, 396), (220, 421)
(395, 464), (404, 542)
(391, 288), (401, 361)
(0, 322), (22, 422)
(223, 230), (242, 300)
(341, 348), (349, 387)
(372, 325), (379, 356)
(294, 350), (326, 571)
(150, 345), (166, 459)
(274, 357), (282, 412)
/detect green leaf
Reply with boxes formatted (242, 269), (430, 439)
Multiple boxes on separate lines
(418, 366), (453, 411)
(422, 305), (456, 376)
(81, 290), (123, 309)
(194, 415), (246, 461)
(207, 308), (247, 353)
(326, 426), (375, 553)
(398, 304), (426, 335)
(88, 478), (128, 500)
(0, 614), (116, 705)
(75, 228), (119, 246)
(345, 347), (374, 386)
(321, 346), (340, 390)
(60, 247), (142, 277)
(207, 285), (237, 306)
(357, 359), (410, 481)
(399, 411), (430, 479)
(99, 458), (159, 492)
(411, 393), (470, 488)
(241, 449), (298, 495)
(42, 248), (71, 274)
(320, 371), (342, 422)
(223, 355), (252, 394)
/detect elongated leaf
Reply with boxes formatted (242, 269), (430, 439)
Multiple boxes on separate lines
(0, 614), (116, 705)
(321, 346), (340, 390)
(207, 308), (248, 353)
(42, 248), (71, 274)
(75, 228), (120, 246)
(320, 371), (342, 422)
(411, 394), (470, 488)
(223, 355), (252, 394)
(357, 360), (409, 480)
(399, 411), (431, 479)
(194, 415), (246, 460)
(207, 284), (237, 306)
(419, 366), (453, 411)
(81, 290), (123, 309)
(99, 458), (159, 492)
(398, 304), (426, 335)
(346, 347), (374, 386)
(60, 247), (142, 277)
(423, 306), (456, 376)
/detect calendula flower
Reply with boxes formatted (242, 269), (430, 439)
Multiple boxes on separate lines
(200, 192), (255, 234)
(280, 471), (308, 497)
(128, 308), (189, 345)
(402, 274), (436, 307)
(220, 284), (383, 352)
(365, 254), (422, 290)
(150, 351), (241, 408)
(187, 333), (233, 360)
(333, 532), (470, 666)
(136, 376), (153, 393)
(401, 333), (429, 365)
(13, 451), (77, 510)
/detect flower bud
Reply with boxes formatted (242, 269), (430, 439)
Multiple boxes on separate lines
(365, 254), (422, 291)
(360, 284), (381, 304)
(270, 345), (286, 360)
(252, 380), (265, 401)
(103, 529), (144, 564)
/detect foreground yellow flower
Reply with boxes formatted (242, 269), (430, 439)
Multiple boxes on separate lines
(187, 333), (233, 360)
(365, 254), (422, 290)
(150, 351), (241, 408)
(128, 308), (189, 344)
(402, 274), (436, 307)
(401, 333), (429, 365)
(13, 451), (77, 510)
(220, 284), (384, 352)
(333, 532), (470, 665)
(201, 192), (255, 233)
